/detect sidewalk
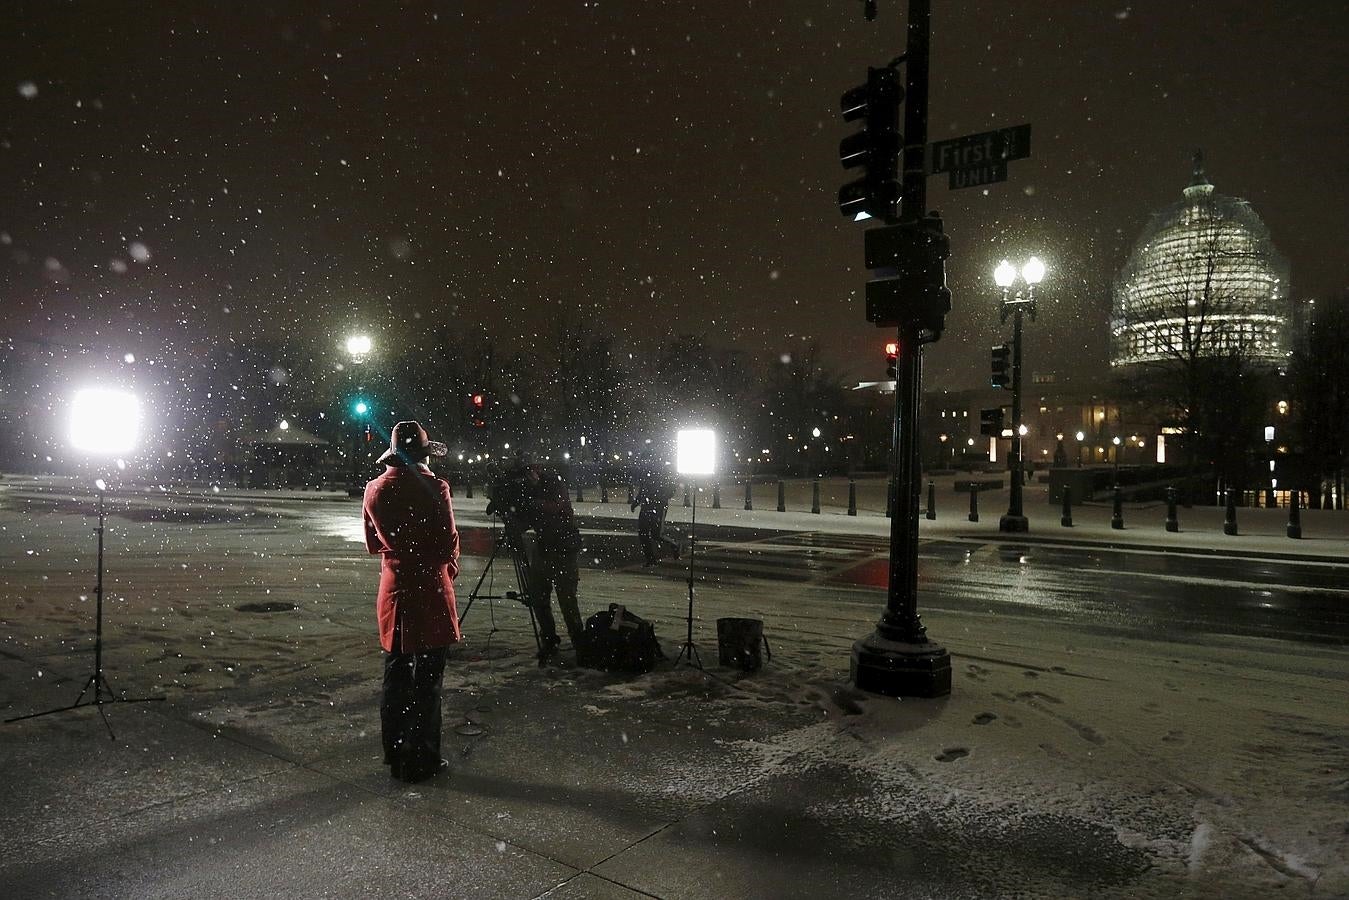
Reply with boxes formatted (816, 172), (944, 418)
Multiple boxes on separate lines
(0, 494), (1344, 897)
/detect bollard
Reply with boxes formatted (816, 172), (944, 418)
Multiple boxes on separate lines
(576, 482), (585, 503)
(847, 479), (857, 516)
(1111, 487), (1124, 529)
(627, 484), (635, 506)
(1265, 486), (1276, 509)
(1287, 490), (1302, 539)
(968, 487), (979, 523)
(811, 479), (821, 514)
(925, 480), (936, 520)
(777, 480), (786, 513)
(1223, 489), (1238, 536)
(683, 484), (690, 508)
(1061, 486), (1073, 527)
(600, 482), (609, 503)
(712, 482), (721, 510)
(465, 479), (474, 500)
(744, 480), (753, 511)
(1165, 485), (1179, 532)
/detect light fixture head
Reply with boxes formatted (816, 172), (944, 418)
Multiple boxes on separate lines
(676, 428), (717, 476)
(346, 334), (373, 358)
(71, 388), (141, 456)
(1021, 256), (1046, 285)
(994, 259), (1017, 288)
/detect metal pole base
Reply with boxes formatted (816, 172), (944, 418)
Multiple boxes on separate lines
(998, 514), (1029, 533)
(850, 634), (951, 698)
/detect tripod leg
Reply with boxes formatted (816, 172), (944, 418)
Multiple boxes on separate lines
(457, 537), (501, 626)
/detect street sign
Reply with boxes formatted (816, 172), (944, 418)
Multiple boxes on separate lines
(949, 161), (1007, 190)
(929, 123), (1031, 174)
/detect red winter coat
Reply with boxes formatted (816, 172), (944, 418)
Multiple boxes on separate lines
(363, 463), (461, 653)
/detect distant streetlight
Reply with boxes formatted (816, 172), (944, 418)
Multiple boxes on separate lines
(345, 334), (372, 361)
(994, 256), (1048, 533)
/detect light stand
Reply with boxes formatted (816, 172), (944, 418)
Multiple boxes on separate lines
(6, 484), (163, 739)
(673, 429), (715, 669)
(674, 479), (703, 668)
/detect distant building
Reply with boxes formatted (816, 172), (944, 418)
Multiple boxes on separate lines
(1110, 153), (1290, 369)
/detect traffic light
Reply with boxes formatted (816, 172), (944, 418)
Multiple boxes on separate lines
(468, 391), (487, 428)
(364, 423), (373, 443)
(990, 344), (1011, 389)
(979, 407), (1005, 437)
(885, 341), (899, 380)
(838, 66), (902, 222)
(352, 399), (370, 417)
(862, 214), (953, 340)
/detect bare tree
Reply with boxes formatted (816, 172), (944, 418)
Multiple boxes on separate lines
(1289, 292), (1349, 508)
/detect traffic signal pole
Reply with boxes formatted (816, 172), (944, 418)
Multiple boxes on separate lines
(850, 0), (951, 698)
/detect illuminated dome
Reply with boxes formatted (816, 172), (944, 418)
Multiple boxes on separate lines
(1110, 153), (1290, 368)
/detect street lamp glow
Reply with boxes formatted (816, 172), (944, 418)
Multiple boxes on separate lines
(353, 400), (369, 416)
(279, 420), (290, 431)
(1017, 424), (1028, 437)
(994, 259), (1017, 288)
(345, 334), (372, 358)
(1021, 256), (1046, 285)
(811, 427), (821, 438)
(1075, 431), (1085, 441)
(71, 388), (141, 455)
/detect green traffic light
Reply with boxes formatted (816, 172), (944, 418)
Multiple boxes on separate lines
(353, 400), (369, 416)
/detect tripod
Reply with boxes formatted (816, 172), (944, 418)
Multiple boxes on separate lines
(457, 515), (544, 661)
(673, 482), (704, 669)
(6, 488), (163, 739)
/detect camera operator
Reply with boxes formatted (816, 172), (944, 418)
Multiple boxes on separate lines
(530, 466), (584, 661)
(631, 457), (679, 566)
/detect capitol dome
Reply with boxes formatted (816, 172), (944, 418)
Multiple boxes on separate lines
(1110, 153), (1290, 369)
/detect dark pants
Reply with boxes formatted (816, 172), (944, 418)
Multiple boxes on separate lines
(638, 505), (678, 564)
(381, 646), (447, 781)
(533, 549), (583, 644)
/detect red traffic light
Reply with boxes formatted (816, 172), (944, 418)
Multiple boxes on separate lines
(470, 393), (485, 409)
(884, 341), (899, 360)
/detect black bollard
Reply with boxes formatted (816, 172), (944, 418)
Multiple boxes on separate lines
(1223, 489), (1238, 536)
(627, 484), (635, 506)
(1287, 489), (1302, 539)
(1111, 487), (1124, 530)
(744, 480), (753, 511)
(683, 484), (690, 507)
(576, 482), (585, 503)
(600, 482), (609, 503)
(465, 479), (474, 499)
(811, 479), (821, 514)
(1165, 485), (1179, 532)
(712, 482), (721, 510)
(847, 479), (857, 516)
(925, 480), (936, 520)
(968, 487), (979, 523)
(777, 480), (786, 513)
(1061, 486), (1073, 527)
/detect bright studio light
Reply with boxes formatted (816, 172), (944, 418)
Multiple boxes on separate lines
(994, 259), (1016, 288)
(676, 429), (716, 476)
(71, 388), (141, 455)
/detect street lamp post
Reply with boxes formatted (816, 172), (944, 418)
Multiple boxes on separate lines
(1075, 430), (1086, 468)
(994, 257), (1045, 533)
(345, 334), (373, 495)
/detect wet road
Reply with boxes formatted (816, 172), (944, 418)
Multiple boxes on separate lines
(487, 517), (1349, 648)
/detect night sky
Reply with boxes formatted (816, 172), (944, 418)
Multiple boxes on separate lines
(3, 2), (1345, 389)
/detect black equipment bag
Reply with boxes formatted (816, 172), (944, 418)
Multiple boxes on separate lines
(578, 604), (665, 674)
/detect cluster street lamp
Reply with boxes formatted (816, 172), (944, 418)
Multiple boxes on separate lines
(993, 256), (1046, 533)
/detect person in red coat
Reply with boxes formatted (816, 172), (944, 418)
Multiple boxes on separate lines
(362, 421), (460, 783)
